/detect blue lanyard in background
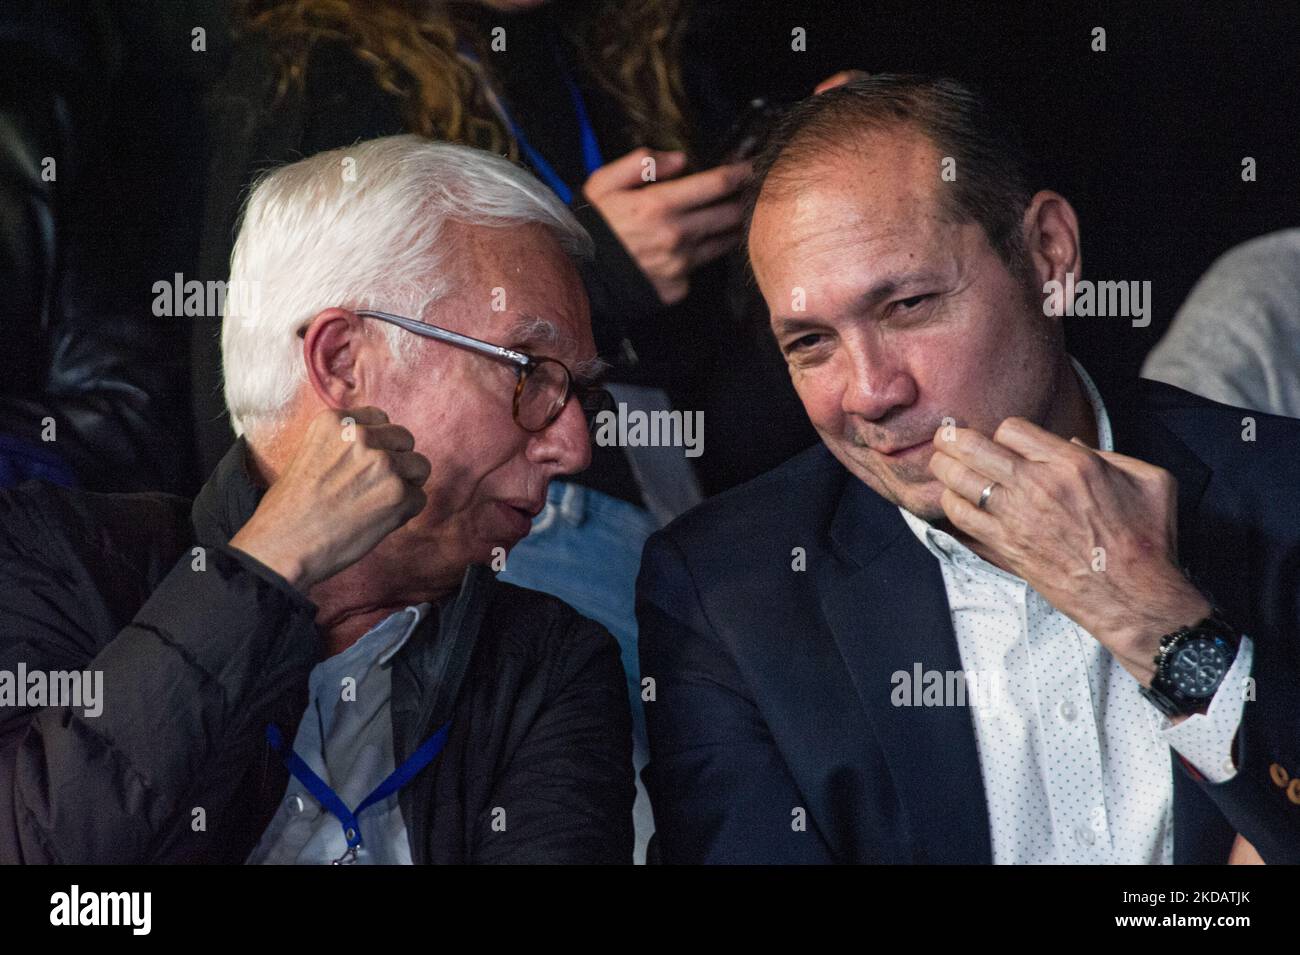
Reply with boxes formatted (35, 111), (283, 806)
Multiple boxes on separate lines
(461, 38), (604, 204)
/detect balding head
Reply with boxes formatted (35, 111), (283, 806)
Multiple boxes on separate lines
(746, 74), (1036, 278)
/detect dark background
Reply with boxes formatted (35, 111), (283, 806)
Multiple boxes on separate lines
(6, 0), (1299, 487)
(697, 0), (1300, 390)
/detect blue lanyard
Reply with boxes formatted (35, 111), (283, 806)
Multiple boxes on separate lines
(462, 39), (604, 204)
(265, 720), (451, 864)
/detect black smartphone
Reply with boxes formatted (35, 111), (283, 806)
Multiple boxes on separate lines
(697, 98), (783, 169)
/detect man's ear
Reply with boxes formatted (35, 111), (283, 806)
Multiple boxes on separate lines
(301, 308), (374, 410)
(1021, 189), (1082, 291)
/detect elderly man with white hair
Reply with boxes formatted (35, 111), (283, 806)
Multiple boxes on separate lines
(0, 135), (634, 864)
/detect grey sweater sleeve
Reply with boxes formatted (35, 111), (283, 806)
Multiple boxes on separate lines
(1142, 229), (1300, 418)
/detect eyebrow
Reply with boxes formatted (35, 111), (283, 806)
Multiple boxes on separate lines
(772, 269), (947, 334)
(773, 315), (828, 336)
(504, 315), (562, 350)
(506, 314), (609, 386)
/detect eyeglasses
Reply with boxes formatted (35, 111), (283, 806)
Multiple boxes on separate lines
(346, 309), (614, 433)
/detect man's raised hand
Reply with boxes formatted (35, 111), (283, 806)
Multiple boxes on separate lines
(928, 416), (1211, 681)
(229, 407), (431, 592)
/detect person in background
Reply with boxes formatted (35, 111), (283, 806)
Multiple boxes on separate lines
(0, 0), (200, 492)
(1143, 229), (1300, 419)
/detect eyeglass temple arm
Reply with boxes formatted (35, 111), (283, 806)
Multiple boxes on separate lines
(355, 309), (532, 366)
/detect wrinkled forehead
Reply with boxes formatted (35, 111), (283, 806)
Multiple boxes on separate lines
(498, 312), (599, 372)
(749, 172), (958, 304)
(750, 129), (952, 270)
(436, 222), (592, 337)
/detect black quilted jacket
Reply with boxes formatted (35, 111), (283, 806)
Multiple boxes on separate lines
(0, 438), (634, 863)
(0, 1), (212, 493)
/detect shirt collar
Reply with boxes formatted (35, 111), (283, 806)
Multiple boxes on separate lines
(308, 603), (431, 702)
(1071, 355), (1114, 454)
(378, 604), (432, 666)
(898, 355), (1113, 565)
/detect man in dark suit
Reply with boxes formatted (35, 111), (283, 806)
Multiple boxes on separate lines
(636, 75), (1300, 864)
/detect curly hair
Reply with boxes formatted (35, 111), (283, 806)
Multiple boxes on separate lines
(233, 0), (692, 158)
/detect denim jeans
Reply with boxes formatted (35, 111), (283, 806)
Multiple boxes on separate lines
(497, 480), (659, 864)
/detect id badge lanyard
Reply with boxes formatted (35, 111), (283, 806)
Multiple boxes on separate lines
(461, 37), (604, 204)
(265, 721), (451, 864)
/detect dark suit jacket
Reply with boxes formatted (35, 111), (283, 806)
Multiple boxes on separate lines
(637, 375), (1300, 863)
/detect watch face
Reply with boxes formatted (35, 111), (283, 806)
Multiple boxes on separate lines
(1168, 634), (1231, 699)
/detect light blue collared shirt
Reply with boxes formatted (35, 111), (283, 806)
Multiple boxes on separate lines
(247, 603), (431, 865)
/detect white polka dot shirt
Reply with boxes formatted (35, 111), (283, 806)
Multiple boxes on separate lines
(898, 357), (1253, 864)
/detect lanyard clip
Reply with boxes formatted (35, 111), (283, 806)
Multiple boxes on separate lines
(332, 843), (359, 865)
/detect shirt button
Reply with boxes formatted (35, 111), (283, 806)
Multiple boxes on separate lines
(1057, 700), (1078, 722)
(286, 795), (305, 814)
(1222, 758), (1237, 776)
(1074, 823), (1096, 846)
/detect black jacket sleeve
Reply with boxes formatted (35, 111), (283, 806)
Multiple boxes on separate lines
(0, 484), (319, 863)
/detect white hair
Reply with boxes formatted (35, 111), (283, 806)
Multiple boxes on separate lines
(221, 134), (594, 439)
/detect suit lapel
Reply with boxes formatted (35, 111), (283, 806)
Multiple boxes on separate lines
(815, 476), (993, 863)
(1103, 376), (1211, 538)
